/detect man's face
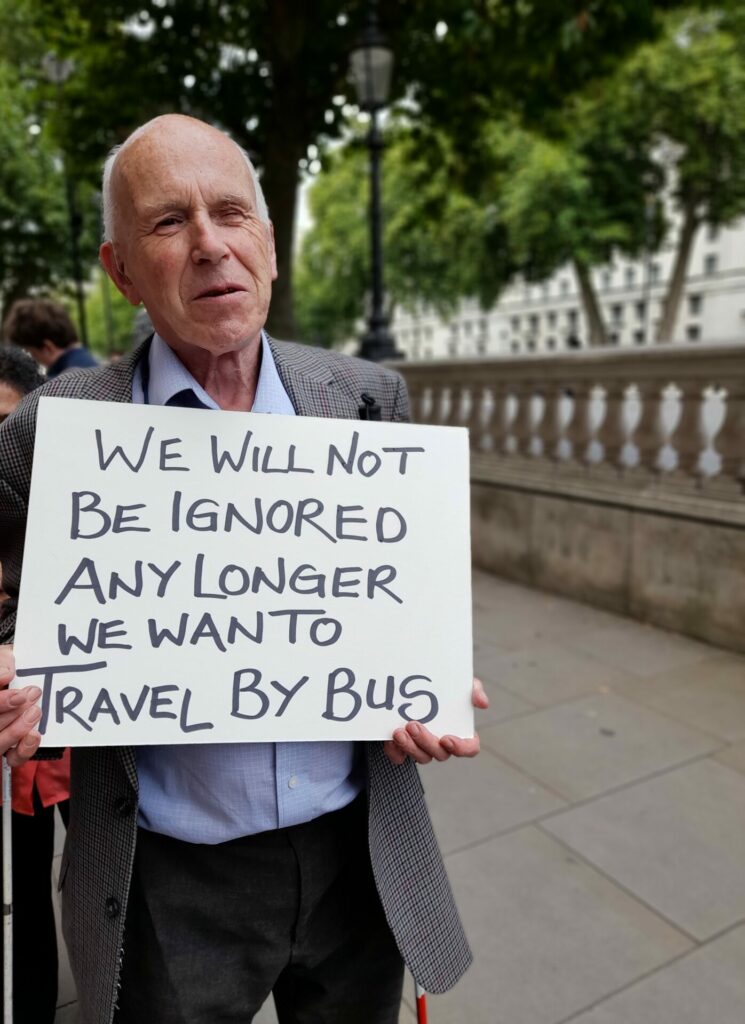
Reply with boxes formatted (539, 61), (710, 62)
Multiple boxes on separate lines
(100, 118), (277, 362)
(0, 382), (23, 424)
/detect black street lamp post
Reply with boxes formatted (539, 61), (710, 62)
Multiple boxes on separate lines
(349, 1), (402, 362)
(41, 52), (89, 348)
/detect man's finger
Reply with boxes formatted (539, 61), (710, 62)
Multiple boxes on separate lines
(472, 677), (489, 709)
(383, 740), (408, 766)
(440, 734), (481, 758)
(401, 722), (451, 762)
(6, 729), (41, 767)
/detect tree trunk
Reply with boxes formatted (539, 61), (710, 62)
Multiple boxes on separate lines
(656, 204), (699, 343)
(573, 259), (608, 347)
(261, 138), (303, 341)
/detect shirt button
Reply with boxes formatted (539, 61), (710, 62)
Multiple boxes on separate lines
(288, 775), (299, 789)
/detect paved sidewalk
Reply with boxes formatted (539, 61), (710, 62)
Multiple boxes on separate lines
(55, 569), (745, 1023)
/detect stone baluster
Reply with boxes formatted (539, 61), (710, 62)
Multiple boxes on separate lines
(564, 382), (593, 466)
(428, 380), (448, 425)
(596, 379), (629, 469)
(507, 385), (535, 457)
(406, 379), (426, 424)
(486, 384), (512, 453)
(465, 386), (488, 451)
(668, 380), (707, 477)
(713, 379), (745, 485)
(630, 382), (665, 472)
(536, 383), (565, 462)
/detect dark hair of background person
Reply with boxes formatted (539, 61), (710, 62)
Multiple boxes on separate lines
(4, 298), (78, 351)
(0, 344), (45, 397)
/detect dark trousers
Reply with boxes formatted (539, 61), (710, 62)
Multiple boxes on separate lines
(0, 791), (69, 1024)
(116, 796), (404, 1024)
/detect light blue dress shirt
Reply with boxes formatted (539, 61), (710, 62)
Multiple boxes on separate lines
(132, 333), (362, 843)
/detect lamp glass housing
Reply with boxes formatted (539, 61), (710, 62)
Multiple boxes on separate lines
(350, 43), (393, 111)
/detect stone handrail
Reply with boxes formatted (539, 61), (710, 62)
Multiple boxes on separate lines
(396, 345), (745, 527)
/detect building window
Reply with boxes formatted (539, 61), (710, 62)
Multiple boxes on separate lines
(650, 262), (661, 283)
(609, 332), (620, 345)
(634, 329), (645, 345)
(567, 308), (578, 329)
(704, 254), (718, 276)
(476, 337), (487, 355)
(529, 314), (539, 332)
(707, 223), (719, 242)
(601, 269), (612, 290)
(610, 304), (624, 325)
(511, 340), (520, 353)
(560, 278), (570, 296)
(450, 322), (459, 336)
(625, 267), (636, 288)
(527, 338), (536, 351)
(511, 316), (521, 332)
(688, 293), (702, 316)
(635, 300), (646, 321)
(463, 321), (472, 337)
(542, 282), (550, 298)
(448, 340), (458, 357)
(687, 324), (701, 342)
(547, 310), (557, 328)
(546, 336), (556, 350)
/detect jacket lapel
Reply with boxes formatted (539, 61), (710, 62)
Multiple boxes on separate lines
(268, 337), (361, 421)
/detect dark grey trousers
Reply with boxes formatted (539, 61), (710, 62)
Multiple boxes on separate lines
(115, 796), (404, 1023)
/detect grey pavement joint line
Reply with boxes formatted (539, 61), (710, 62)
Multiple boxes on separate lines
(535, 821), (700, 946)
(440, 747), (726, 866)
(553, 919), (745, 1024)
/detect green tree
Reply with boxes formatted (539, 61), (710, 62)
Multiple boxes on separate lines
(615, 8), (745, 341)
(295, 126), (509, 347)
(18, 0), (694, 341)
(488, 106), (660, 346)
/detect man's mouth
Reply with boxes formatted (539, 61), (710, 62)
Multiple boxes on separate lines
(195, 284), (245, 299)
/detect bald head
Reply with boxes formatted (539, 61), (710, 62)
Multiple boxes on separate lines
(102, 114), (269, 242)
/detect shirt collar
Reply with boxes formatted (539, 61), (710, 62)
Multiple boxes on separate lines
(142, 331), (295, 415)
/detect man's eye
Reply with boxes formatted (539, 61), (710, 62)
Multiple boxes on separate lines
(155, 216), (182, 230)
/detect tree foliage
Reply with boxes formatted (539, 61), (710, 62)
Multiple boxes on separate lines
(295, 126), (510, 347)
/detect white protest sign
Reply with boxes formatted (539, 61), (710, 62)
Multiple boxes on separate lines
(13, 397), (473, 746)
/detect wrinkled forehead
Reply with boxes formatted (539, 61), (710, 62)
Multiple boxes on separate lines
(113, 122), (255, 217)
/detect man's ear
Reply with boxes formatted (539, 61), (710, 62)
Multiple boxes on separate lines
(100, 242), (142, 306)
(266, 221), (278, 281)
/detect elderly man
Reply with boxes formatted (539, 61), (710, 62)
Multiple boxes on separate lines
(0, 114), (486, 1024)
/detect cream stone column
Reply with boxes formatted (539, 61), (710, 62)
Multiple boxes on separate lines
(668, 380), (707, 478)
(630, 382), (665, 472)
(597, 379), (629, 469)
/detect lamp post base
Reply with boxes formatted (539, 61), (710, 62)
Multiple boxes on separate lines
(358, 321), (404, 363)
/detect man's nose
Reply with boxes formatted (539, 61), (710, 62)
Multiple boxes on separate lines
(190, 216), (229, 264)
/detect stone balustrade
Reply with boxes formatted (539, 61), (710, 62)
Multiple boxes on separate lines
(396, 346), (745, 653)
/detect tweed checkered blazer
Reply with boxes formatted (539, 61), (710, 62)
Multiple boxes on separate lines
(0, 339), (472, 1023)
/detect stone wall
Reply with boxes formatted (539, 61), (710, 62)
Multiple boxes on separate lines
(398, 345), (745, 653)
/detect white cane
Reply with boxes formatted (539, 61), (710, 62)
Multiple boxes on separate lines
(415, 981), (428, 1023)
(2, 756), (11, 1024)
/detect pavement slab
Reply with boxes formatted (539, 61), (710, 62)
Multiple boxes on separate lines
(613, 653), (745, 742)
(568, 924), (745, 1024)
(545, 759), (745, 941)
(426, 826), (691, 1024)
(481, 692), (720, 802)
(477, 640), (635, 708)
(423, 747), (565, 856)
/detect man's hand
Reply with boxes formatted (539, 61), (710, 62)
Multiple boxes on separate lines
(0, 645), (42, 766)
(384, 677), (489, 766)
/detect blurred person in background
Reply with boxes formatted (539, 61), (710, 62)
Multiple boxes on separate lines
(0, 343), (71, 1024)
(4, 298), (98, 378)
